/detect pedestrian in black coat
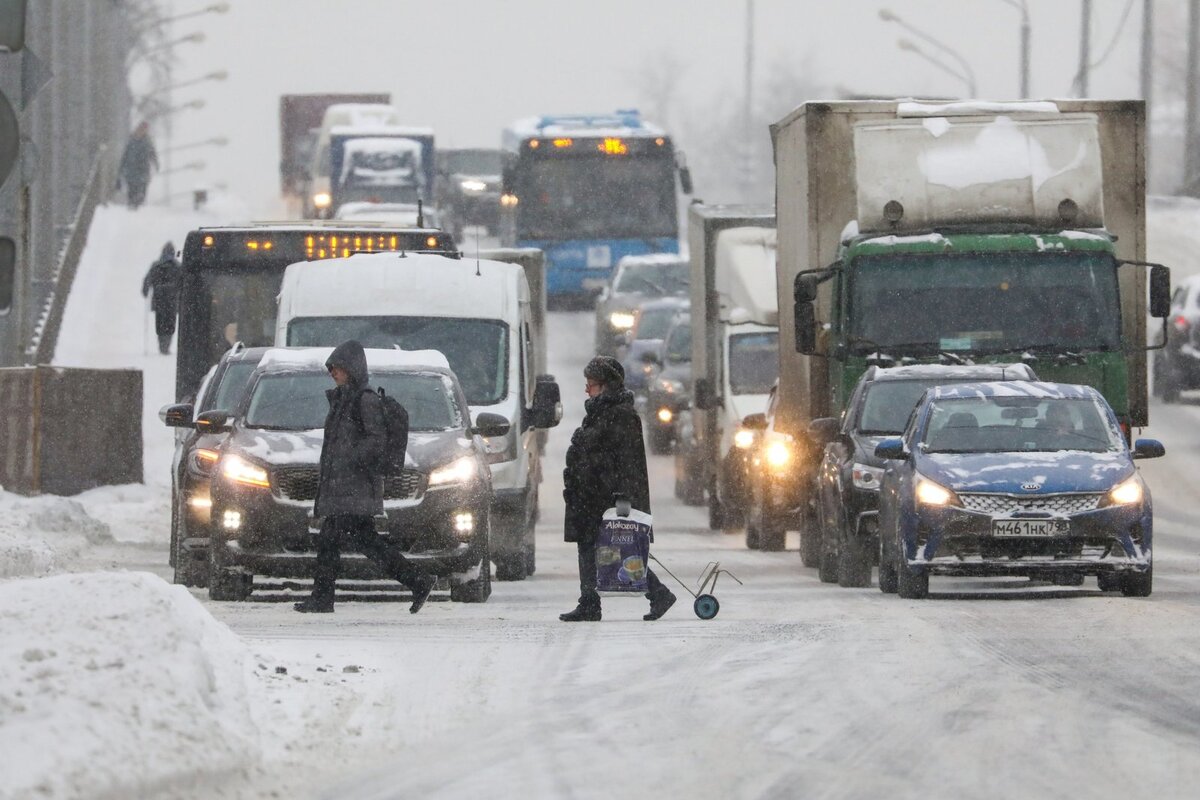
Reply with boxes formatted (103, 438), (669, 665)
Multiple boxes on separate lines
(141, 242), (179, 355)
(294, 340), (434, 614)
(560, 356), (676, 621)
(118, 121), (159, 210)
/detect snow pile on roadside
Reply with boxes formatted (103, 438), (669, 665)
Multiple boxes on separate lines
(0, 572), (262, 799)
(0, 490), (113, 578)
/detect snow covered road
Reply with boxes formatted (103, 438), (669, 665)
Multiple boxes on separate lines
(4, 201), (1200, 799)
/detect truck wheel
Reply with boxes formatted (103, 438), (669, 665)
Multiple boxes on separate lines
(451, 545), (492, 603)
(1119, 565), (1153, 597)
(837, 529), (872, 588)
(896, 549), (929, 599)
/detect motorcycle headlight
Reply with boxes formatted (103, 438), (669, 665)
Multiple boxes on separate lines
(609, 311), (636, 330)
(851, 463), (884, 491)
(1106, 476), (1143, 506)
(430, 456), (478, 487)
(915, 475), (959, 507)
(221, 454), (270, 489)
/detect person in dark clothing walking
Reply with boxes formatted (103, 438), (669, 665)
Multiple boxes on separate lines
(117, 121), (159, 210)
(560, 356), (677, 622)
(294, 340), (435, 614)
(141, 241), (179, 355)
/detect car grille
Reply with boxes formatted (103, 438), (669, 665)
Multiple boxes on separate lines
(957, 492), (1103, 515)
(272, 467), (424, 502)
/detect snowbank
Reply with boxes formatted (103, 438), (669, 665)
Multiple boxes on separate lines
(0, 572), (261, 800)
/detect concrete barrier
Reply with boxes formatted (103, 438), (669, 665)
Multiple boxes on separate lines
(0, 366), (142, 495)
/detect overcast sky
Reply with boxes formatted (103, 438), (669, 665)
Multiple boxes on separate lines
(157, 0), (1147, 215)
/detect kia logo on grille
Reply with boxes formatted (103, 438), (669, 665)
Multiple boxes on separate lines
(1021, 483), (1042, 491)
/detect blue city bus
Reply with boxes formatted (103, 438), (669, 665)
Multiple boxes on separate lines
(500, 111), (692, 303)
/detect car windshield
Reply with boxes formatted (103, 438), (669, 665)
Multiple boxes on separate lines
(664, 323), (691, 363)
(921, 396), (1122, 454)
(728, 332), (777, 395)
(244, 372), (461, 431)
(615, 262), (689, 295)
(849, 252), (1121, 354)
(203, 361), (260, 413)
(286, 316), (508, 406)
(634, 307), (679, 340)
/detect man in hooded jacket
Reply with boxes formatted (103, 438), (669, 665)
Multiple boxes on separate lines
(141, 242), (179, 355)
(561, 356), (676, 621)
(294, 340), (435, 614)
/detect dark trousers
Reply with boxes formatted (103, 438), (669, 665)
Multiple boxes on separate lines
(577, 538), (668, 611)
(313, 514), (424, 603)
(127, 180), (148, 209)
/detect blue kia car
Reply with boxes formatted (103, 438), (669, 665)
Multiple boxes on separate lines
(875, 382), (1164, 598)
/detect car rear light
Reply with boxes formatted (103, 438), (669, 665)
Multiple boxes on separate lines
(1172, 314), (1190, 334)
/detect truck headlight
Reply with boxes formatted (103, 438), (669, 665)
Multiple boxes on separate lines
(915, 476), (959, 507)
(221, 455), (270, 489)
(733, 429), (756, 449)
(1106, 477), (1143, 506)
(851, 463), (884, 491)
(430, 456), (477, 487)
(609, 311), (636, 330)
(312, 192), (332, 209)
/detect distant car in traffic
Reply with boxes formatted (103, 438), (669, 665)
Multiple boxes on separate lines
(594, 254), (690, 355)
(334, 201), (443, 229)
(160, 344), (269, 588)
(642, 313), (692, 454)
(435, 148), (502, 239)
(1153, 272), (1200, 402)
(875, 381), (1164, 598)
(200, 347), (505, 604)
(807, 363), (1038, 588)
(620, 297), (689, 396)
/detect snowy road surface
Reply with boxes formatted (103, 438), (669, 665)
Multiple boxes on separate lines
(2, 200), (1200, 799)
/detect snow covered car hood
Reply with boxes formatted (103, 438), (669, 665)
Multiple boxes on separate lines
(916, 449), (1134, 495)
(225, 426), (477, 474)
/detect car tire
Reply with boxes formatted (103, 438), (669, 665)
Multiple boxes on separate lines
(169, 492), (179, 568)
(798, 530), (819, 567)
(759, 509), (786, 552)
(896, 547), (929, 599)
(878, 558), (898, 594)
(1119, 565), (1153, 597)
(745, 518), (761, 550)
(837, 528), (873, 588)
(707, 493), (724, 530)
(683, 472), (705, 506)
(207, 541), (250, 601)
(173, 533), (210, 588)
(451, 543), (492, 603)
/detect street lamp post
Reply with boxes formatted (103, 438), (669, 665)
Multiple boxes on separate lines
(880, 8), (978, 97)
(997, 0), (1031, 97)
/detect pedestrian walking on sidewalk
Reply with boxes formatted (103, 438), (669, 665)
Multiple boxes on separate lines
(294, 340), (435, 614)
(117, 121), (159, 210)
(141, 241), (179, 355)
(560, 355), (677, 622)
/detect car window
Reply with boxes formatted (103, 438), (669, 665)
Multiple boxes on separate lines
(204, 361), (260, 414)
(634, 307), (678, 340)
(244, 372), (460, 431)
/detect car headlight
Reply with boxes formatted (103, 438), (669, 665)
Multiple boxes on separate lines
(656, 407), (674, 424)
(609, 311), (636, 330)
(733, 429), (756, 449)
(1106, 476), (1143, 506)
(312, 192), (332, 209)
(915, 475), (959, 507)
(460, 179), (487, 193)
(851, 463), (884, 491)
(188, 447), (220, 476)
(765, 439), (792, 471)
(221, 454), (270, 489)
(430, 456), (478, 487)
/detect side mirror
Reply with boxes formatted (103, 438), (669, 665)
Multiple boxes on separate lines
(1132, 438), (1165, 459)
(694, 377), (718, 411)
(679, 165), (694, 195)
(807, 417), (840, 445)
(875, 437), (907, 460)
(1150, 265), (1171, 318)
(194, 410), (231, 434)
(794, 301), (817, 355)
(794, 273), (820, 303)
(741, 412), (768, 431)
(472, 412), (511, 438)
(529, 374), (562, 429)
(160, 403), (194, 428)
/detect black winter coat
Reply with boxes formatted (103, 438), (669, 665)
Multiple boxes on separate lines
(314, 341), (386, 518)
(119, 134), (158, 183)
(562, 388), (652, 544)
(142, 244), (180, 316)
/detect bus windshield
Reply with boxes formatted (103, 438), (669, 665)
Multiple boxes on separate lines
(849, 252), (1121, 355)
(286, 316), (509, 406)
(516, 156), (677, 240)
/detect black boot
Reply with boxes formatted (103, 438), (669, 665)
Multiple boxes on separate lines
(294, 596), (334, 613)
(559, 605), (602, 622)
(409, 574), (435, 614)
(644, 590), (677, 621)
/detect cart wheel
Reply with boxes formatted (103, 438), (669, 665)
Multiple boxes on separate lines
(693, 594), (720, 620)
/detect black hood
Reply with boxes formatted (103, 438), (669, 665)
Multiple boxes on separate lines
(325, 340), (369, 387)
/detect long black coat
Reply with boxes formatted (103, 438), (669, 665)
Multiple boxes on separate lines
(119, 134), (158, 184)
(314, 341), (386, 518)
(142, 244), (180, 317)
(563, 388), (652, 544)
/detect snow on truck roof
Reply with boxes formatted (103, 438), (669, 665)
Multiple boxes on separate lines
(279, 252), (528, 323)
(258, 347), (451, 372)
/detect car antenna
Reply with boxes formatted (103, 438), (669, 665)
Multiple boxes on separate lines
(417, 197), (425, 229)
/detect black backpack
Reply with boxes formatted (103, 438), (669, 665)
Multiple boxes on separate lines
(355, 387), (409, 475)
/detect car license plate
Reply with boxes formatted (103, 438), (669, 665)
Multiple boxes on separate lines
(992, 519), (1069, 537)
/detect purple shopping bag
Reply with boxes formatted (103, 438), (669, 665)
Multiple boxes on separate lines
(596, 507), (653, 593)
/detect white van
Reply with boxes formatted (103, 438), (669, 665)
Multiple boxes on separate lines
(275, 252), (561, 580)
